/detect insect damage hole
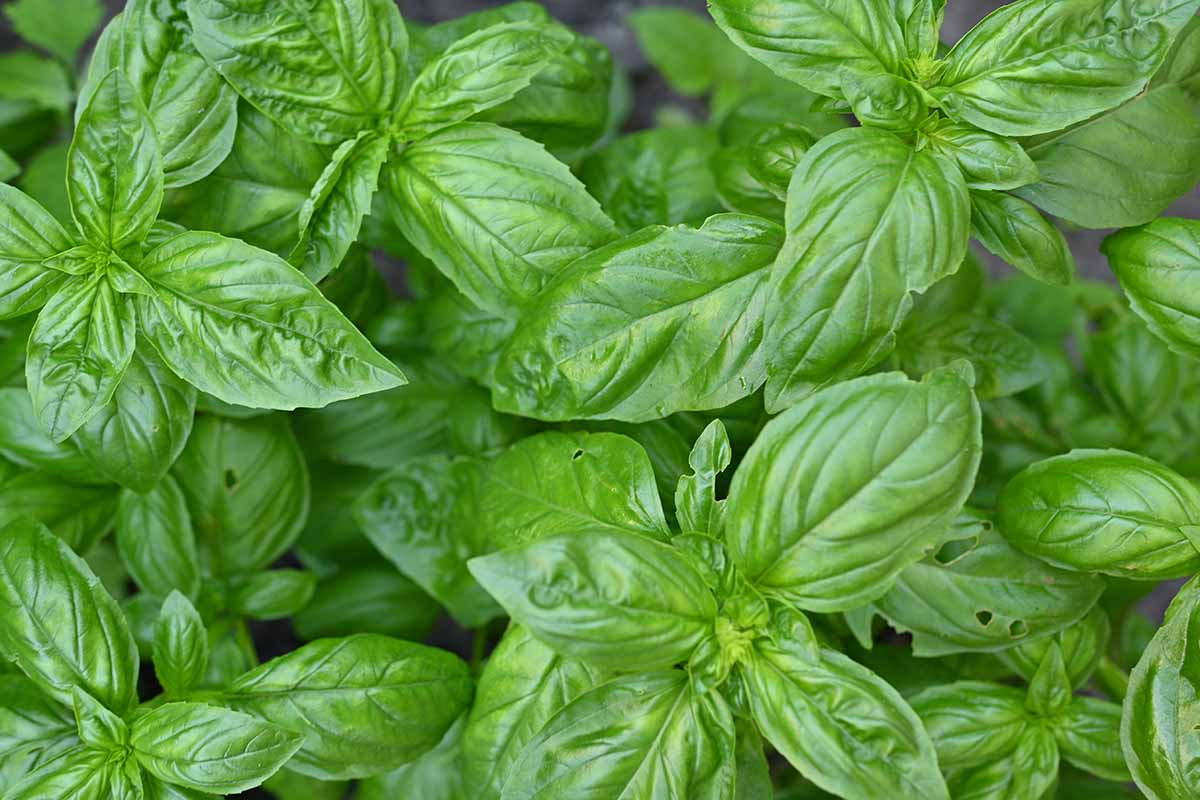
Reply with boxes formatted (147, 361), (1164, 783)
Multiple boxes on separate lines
(975, 610), (993, 627)
(1008, 619), (1028, 638)
(572, 449), (584, 460)
(224, 469), (239, 490)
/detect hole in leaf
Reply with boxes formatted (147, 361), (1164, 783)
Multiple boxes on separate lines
(224, 469), (239, 489)
(975, 610), (993, 627)
(572, 449), (584, 460)
(934, 536), (979, 566)
(1009, 619), (1028, 638)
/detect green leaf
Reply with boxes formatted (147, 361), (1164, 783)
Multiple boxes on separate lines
(0, 518), (138, 713)
(998, 606), (1111, 690)
(359, 716), (465, 800)
(384, 121), (617, 317)
(3, 745), (134, 800)
(462, 624), (609, 797)
(910, 681), (1030, 769)
(676, 420), (732, 537)
(480, 430), (672, 548)
(931, 0), (1199, 136)
(1122, 576), (1200, 799)
(173, 414), (309, 575)
(996, 449), (1200, 579)
(27, 274), (135, 442)
(115, 476), (199, 599)
(0, 184), (73, 320)
(725, 365), (981, 612)
(1015, 17), (1200, 228)
(135, 230), (405, 409)
(1104, 217), (1200, 360)
(72, 343), (196, 492)
(1085, 311), (1186, 426)
(355, 456), (502, 628)
(578, 125), (722, 234)
(970, 190), (1075, 287)
(493, 214), (780, 422)
(870, 513), (1104, 656)
(0, 387), (99, 484)
(0, 675), (76, 785)
(840, 71), (927, 131)
(501, 671), (736, 800)
(1025, 643), (1073, 717)
(293, 567), (439, 642)
(68, 70), (162, 252)
(4, 0), (102, 63)
(1056, 696), (1129, 781)
(71, 687), (127, 751)
(469, 530), (717, 671)
(745, 638), (948, 800)
(152, 591), (208, 698)
(229, 569), (317, 621)
(0, 472), (119, 553)
(0, 51), (73, 111)
(707, 0), (906, 99)
(923, 119), (1039, 190)
(764, 127), (969, 409)
(950, 724), (1059, 800)
(187, 0), (408, 144)
(219, 634), (473, 780)
(289, 131), (390, 282)
(895, 311), (1045, 399)
(628, 6), (740, 96)
(131, 702), (301, 794)
(396, 21), (571, 139)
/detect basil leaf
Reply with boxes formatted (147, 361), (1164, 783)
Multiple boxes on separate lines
(3, 745), (125, 800)
(999, 606), (1111, 690)
(68, 70), (162, 252)
(359, 716), (465, 800)
(970, 189), (1075, 287)
(493, 213), (780, 422)
(931, 0), (1198, 136)
(997, 449), (1200, 579)
(396, 21), (571, 139)
(355, 456), (502, 628)
(152, 591), (208, 698)
(676, 420), (732, 537)
(26, 274), (135, 442)
(462, 624), (608, 797)
(293, 567), (439, 642)
(896, 311), (1045, 399)
(219, 634), (473, 780)
(187, 0), (408, 144)
(229, 569), (317, 621)
(1104, 217), (1200, 359)
(131, 702), (301, 794)
(0, 518), (138, 713)
(923, 119), (1039, 190)
(115, 475), (199, 600)
(726, 364), (980, 612)
(745, 640), (948, 800)
(502, 671), (736, 800)
(1025, 642), (1074, 717)
(1056, 696), (1129, 781)
(950, 725), (1058, 800)
(708, 0), (906, 99)
(135, 230), (405, 408)
(0, 675), (76, 785)
(869, 514), (1103, 656)
(4, 0), (102, 63)
(0, 387), (99, 483)
(910, 681), (1030, 769)
(72, 343), (196, 492)
(764, 127), (969, 408)
(0, 183), (72, 319)
(384, 122), (617, 317)
(290, 131), (389, 282)
(71, 687), (127, 753)
(840, 71), (927, 131)
(0, 472), (119, 553)
(470, 529), (717, 670)
(1084, 312), (1186, 426)
(1123, 576), (1200, 799)
(481, 430), (671, 548)
(173, 414), (309, 575)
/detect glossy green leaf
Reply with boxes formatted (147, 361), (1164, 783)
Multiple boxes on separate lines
(73, 343), (196, 492)
(970, 190), (1075, 287)
(187, 0), (408, 144)
(71, 687), (127, 752)
(359, 716), (465, 800)
(726, 365), (981, 612)
(0, 518), (138, 713)
(1057, 696), (1129, 781)
(135, 231), (405, 408)
(131, 702), (301, 794)
(229, 569), (317, 620)
(494, 214), (780, 422)
(0, 51), (72, 112)
(219, 634), (473, 780)
(152, 591), (209, 698)
(0, 387), (98, 483)
(676, 420), (732, 537)
(293, 567), (439, 641)
(0, 472), (119, 553)
(910, 681), (1029, 769)
(115, 475), (200, 599)
(0, 675), (76, 786)
(5, 0), (103, 63)
(923, 119), (1038, 190)
(1085, 311), (1186, 426)
(931, 0), (1199, 136)
(950, 724), (1058, 800)
(998, 606), (1111, 690)
(896, 311), (1045, 399)
(997, 449), (1200, 579)
(3, 745), (129, 800)
(481, 430), (672, 548)
(840, 71), (927, 131)
(1025, 643), (1073, 717)
(173, 414), (309, 575)
(501, 671), (736, 800)
(384, 122), (617, 317)
(764, 127), (969, 409)
(146, 50), (239, 189)
(0, 184), (73, 320)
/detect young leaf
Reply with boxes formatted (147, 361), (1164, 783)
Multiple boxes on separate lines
(725, 365), (981, 612)
(493, 214), (780, 422)
(187, 0), (408, 144)
(145, 50), (239, 190)
(0, 518), (139, 714)
(4, 0), (102, 64)
(923, 119), (1039, 190)
(228, 569), (317, 621)
(71, 687), (128, 751)
(676, 420), (732, 537)
(970, 190), (1075, 287)
(950, 725), (1059, 799)
(116, 476), (200, 600)
(0, 184), (73, 320)
(152, 591), (209, 698)
(764, 127), (969, 409)
(218, 634), (473, 780)
(1057, 697), (1129, 781)
(910, 681), (1030, 769)
(131, 702), (302, 794)
(1025, 643), (1073, 717)
(999, 606), (1112, 690)
(134, 231), (405, 409)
